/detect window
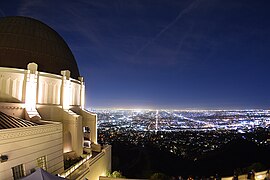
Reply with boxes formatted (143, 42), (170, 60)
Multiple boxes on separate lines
(12, 164), (25, 180)
(83, 126), (91, 141)
(83, 140), (91, 148)
(37, 156), (47, 170)
(83, 126), (90, 133)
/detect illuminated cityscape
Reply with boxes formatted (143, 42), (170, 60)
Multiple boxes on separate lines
(96, 109), (270, 156)
(95, 109), (270, 178)
(96, 109), (270, 131)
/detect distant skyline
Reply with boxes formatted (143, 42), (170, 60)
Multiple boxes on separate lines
(1, 0), (270, 109)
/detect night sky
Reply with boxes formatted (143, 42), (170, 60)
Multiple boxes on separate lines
(1, 0), (270, 109)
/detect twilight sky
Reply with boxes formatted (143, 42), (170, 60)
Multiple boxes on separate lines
(1, 0), (270, 109)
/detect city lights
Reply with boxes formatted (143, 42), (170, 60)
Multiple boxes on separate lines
(95, 109), (270, 159)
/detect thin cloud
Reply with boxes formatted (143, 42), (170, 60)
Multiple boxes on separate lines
(17, 0), (106, 55)
(17, 0), (45, 16)
(18, 1), (99, 43)
(0, 8), (5, 17)
(133, 0), (202, 57)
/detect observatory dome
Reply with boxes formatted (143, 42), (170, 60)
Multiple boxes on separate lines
(0, 16), (80, 78)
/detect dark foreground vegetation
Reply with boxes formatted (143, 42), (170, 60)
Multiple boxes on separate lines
(111, 139), (270, 179)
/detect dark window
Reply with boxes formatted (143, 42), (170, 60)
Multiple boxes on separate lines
(12, 164), (25, 180)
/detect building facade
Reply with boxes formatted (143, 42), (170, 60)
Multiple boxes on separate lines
(0, 16), (111, 180)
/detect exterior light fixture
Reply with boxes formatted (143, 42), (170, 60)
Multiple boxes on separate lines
(0, 155), (8, 163)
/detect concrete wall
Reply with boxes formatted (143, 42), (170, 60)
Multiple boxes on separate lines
(0, 102), (25, 118)
(0, 65), (88, 158)
(37, 105), (84, 156)
(37, 72), (62, 105)
(0, 67), (25, 103)
(62, 110), (83, 156)
(70, 79), (81, 106)
(0, 65), (110, 180)
(78, 145), (112, 180)
(0, 122), (64, 180)
(0, 66), (83, 107)
(36, 105), (63, 122)
(71, 107), (98, 145)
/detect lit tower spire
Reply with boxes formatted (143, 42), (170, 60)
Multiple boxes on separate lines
(155, 110), (159, 132)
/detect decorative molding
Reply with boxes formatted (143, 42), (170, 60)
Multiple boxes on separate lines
(0, 124), (62, 140)
(0, 105), (24, 109)
(0, 67), (25, 74)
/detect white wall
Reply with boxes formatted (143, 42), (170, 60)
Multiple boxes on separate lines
(65, 145), (111, 180)
(0, 67), (25, 103)
(0, 123), (64, 180)
(0, 102), (25, 118)
(0, 65), (110, 180)
(82, 145), (112, 180)
(0, 66), (83, 107)
(70, 79), (81, 106)
(71, 107), (98, 145)
(38, 73), (62, 105)
(62, 110), (83, 156)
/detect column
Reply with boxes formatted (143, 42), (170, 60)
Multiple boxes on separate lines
(78, 77), (85, 109)
(61, 70), (71, 110)
(25, 62), (38, 111)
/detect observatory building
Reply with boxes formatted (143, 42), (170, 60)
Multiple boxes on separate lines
(0, 16), (111, 180)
